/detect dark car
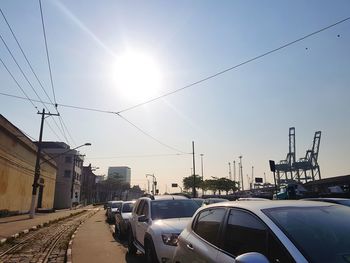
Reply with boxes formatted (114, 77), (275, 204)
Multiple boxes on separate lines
(106, 201), (123, 223)
(114, 200), (136, 239)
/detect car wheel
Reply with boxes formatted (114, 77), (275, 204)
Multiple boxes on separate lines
(145, 238), (159, 263)
(127, 228), (137, 255)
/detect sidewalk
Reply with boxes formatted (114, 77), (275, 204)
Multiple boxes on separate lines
(72, 209), (140, 263)
(0, 206), (95, 243)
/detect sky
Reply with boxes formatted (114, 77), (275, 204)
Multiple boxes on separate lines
(1, 0), (350, 194)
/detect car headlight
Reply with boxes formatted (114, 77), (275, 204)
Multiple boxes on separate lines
(161, 233), (179, 246)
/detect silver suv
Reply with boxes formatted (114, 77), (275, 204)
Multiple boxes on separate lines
(127, 195), (199, 263)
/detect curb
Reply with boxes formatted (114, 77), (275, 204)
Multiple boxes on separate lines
(0, 210), (85, 246)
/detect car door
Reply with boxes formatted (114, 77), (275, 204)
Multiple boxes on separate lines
(131, 199), (144, 237)
(177, 207), (226, 263)
(136, 200), (150, 247)
(216, 208), (295, 263)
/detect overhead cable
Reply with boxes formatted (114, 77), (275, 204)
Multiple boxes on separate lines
(116, 16), (350, 114)
(116, 113), (189, 154)
(38, 0), (57, 106)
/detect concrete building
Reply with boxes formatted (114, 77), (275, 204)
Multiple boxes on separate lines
(107, 166), (131, 184)
(81, 164), (96, 205)
(0, 115), (57, 214)
(40, 142), (84, 209)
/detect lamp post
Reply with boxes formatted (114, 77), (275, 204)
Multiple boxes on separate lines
(200, 154), (204, 196)
(29, 142), (91, 218)
(146, 174), (156, 195)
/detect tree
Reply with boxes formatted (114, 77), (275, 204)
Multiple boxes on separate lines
(182, 174), (203, 191)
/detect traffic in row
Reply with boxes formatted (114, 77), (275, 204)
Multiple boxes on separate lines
(105, 196), (350, 263)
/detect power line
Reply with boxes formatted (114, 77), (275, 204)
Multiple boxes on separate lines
(0, 7), (55, 108)
(1, 7), (77, 145)
(0, 31), (70, 143)
(116, 16), (350, 114)
(38, 0), (57, 106)
(116, 113), (189, 154)
(0, 91), (186, 154)
(0, 58), (38, 110)
(85, 153), (190, 160)
(0, 92), (116, 113)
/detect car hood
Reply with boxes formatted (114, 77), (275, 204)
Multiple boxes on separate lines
(152, 218), (191, 233)
(111, 208), (119, 213)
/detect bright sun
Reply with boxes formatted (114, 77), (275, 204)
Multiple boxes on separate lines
(114, 51), (162, 102)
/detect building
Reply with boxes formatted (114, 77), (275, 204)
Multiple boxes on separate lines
(107, 166), (131, 184)
(40, 142), (84, 209)
(0, 115), (57, 215)
(81, 164), (97, 205)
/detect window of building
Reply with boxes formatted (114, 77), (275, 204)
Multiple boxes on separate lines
(193, 208), (226, 247)
(64, 170), (71, 177)
(65, 156), (72, 163)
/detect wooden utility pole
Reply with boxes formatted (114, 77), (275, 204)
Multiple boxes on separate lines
(29, 109), (59, 218)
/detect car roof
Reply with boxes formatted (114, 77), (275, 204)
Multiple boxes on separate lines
(140, 195), (189, 201)
(110, 200), (123, 203)
(303, 197), (350, 201)
(122, 200), (136, 204)
(201, 200), (337, 212)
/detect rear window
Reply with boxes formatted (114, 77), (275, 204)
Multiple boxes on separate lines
(151, 200), (199, 220)
(122, 202), (134, 212)
(111, 202), (122, 209)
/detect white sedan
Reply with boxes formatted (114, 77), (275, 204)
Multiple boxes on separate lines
(173, 200), (350, 263)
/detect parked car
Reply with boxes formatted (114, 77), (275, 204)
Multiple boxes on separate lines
(192, 198), (204, 207)
(105, 200), (114, 215)
(127, 195), (200, 263)
(237, 197), (269, 201)
(202, 198), (228, 206)
(173, 200), (350, 263)
(114, 200), (136, 239)
(106, 200), (123, 223)
(302, 197), (350, 207)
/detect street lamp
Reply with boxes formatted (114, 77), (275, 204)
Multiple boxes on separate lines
(29, 142), (91, 218)
(40, 143), (92, 165)
(146, 174), (157, 195)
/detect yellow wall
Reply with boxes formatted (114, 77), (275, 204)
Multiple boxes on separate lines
(0, 120), (56, 213)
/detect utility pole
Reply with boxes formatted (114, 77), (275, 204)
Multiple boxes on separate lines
(29, 109), (59, 218)
(251, 166), (254, 189)
(233, 160), (236, 182)
(192, 141), (196, 198)
(228, 162), (232, 180)
(264, 172), (266, 185)
(200, 154), (204, 196)
(239, 156), (244, 191)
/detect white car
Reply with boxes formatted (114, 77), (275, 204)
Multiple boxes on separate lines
(127, 195), (200, 263)
(173, 200), (350, 263)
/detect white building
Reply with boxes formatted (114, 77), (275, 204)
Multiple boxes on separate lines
(107, 166), (131, 184)
(41, 142), (84, 209)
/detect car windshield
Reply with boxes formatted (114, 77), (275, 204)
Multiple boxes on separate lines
(263, 205), (350, 263)
(122, 202), (134, 212)
(336, 199), (350, 207)
(151, 200), (199, 220)
(111, 202), (122, 208)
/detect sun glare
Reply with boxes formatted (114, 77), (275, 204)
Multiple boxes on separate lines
(113, 51), (162, 102)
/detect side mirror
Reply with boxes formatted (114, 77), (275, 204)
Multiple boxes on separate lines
(235, 252), (270, 263)
(138, 215), (149, 223)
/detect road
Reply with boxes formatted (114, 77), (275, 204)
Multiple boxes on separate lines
(72, 208), (144, 263)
